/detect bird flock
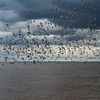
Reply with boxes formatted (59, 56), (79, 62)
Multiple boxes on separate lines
(0, 0), (99, 64)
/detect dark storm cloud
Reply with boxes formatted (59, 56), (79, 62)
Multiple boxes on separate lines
(0, 0), (98, 28)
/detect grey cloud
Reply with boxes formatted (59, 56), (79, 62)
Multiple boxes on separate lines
(0, 0), (98, 28)
(0, 27), (99, 46)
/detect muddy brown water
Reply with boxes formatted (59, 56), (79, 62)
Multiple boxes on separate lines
(0, 62), (100, 100)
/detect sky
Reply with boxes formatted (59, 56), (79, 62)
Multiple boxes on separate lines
(0, 0), (97, 27)
(0, 0), (99, 45)
(0, 0), (99, 61)
(0, 0), (98, 25)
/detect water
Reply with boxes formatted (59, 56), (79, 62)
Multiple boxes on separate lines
(0, 62), (100, 100)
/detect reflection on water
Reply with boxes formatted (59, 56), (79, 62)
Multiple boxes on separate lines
(0, 63), (100, 100)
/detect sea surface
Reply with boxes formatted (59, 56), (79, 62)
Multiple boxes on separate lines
(0, 62), (100, 100)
